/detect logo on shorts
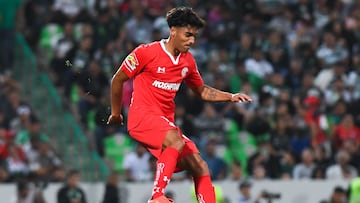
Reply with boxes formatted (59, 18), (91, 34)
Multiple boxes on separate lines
(124, 53), (139, 71)
(181, 67), (188, 77)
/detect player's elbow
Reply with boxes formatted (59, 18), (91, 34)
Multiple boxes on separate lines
(199, 85), (213, 101)
(191, 85), (205, 99)
(200, 93), (208, 101)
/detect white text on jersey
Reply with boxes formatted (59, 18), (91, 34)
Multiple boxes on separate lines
(152, 80), (180, 91)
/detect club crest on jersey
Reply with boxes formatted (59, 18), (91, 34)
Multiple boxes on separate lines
(124, 53), (139, 71)
(181, 67), (188, 77)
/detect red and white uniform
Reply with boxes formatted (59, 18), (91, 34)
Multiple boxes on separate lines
(120, 39), (204, 160)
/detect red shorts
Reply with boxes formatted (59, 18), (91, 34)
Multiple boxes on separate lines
(128, 113), (199, 163)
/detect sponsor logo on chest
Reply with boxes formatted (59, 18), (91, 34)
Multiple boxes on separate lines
(152, 80), (180, 91)
(151, 66), (189, 91)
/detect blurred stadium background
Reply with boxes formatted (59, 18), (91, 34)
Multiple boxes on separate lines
(1, 0), (360, 202)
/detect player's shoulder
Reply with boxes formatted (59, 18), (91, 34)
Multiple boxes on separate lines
(132, 41), (160, 62)
(136, 41), (161, 51)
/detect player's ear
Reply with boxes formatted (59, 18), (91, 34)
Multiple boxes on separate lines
(170, 27), (176, 38)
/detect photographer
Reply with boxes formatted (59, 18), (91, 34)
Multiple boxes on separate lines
(237, 181), (262, 203)
(57, 169), (87, 203)
(259, 191), (281, 203)
(238, 180), (281, 203)
(319, 186), (346, 203)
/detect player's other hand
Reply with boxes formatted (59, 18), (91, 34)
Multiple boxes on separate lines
(231, 93), (252, 103)
(107, 114), (124, 126)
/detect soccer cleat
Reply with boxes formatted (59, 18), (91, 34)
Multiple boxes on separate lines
(148, 196), (175, 203)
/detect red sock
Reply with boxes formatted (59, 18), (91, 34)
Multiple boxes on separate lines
(194, 175), (216, 203)
(152, 147), (179, 199)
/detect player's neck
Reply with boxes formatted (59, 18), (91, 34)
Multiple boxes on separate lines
(164, 38), (180, 56)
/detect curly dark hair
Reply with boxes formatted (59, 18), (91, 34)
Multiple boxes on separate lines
(166, 7), (205, 28)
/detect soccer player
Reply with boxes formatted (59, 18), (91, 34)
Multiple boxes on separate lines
(107, 7), (252, 203)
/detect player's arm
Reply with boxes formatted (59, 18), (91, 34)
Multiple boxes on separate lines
(186, 55), (251, 103)
(190, 85), (252, 103)
(107, 44), (149, 125)
(107, 69), (129, 125)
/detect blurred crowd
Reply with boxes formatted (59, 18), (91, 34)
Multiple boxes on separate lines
(2, 0), (360, 190)
(0, 75), (65, 182)
(0, 2), (70, 202)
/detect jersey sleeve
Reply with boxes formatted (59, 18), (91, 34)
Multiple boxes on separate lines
(119, 44), (152, 78)
(184, 55), (204, 88)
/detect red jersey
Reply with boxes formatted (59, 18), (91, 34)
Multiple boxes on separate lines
(0, 144), (26, 161)
(334, 124), (360, 148)
(120, 40), (204, 122)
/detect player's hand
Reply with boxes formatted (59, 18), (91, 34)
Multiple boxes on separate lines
(230, 93), (252, 103)
(107, 114), (124, 126)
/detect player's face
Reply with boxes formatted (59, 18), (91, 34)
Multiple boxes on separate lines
(172, 25), (198, 53)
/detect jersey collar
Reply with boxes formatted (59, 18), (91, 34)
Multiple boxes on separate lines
(160, 39), (181, 65)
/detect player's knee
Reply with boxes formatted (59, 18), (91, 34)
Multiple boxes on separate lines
(164, 130), (185, 151)
(170, 139), (185, 152)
